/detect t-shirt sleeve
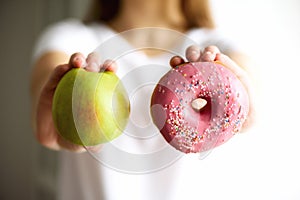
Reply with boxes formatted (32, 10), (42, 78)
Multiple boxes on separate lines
(31, 19), (100, 62)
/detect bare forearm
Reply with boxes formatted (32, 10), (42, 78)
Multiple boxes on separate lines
(30, 51), (69, 150)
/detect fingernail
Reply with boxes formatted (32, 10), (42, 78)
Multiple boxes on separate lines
(191, 98), (207, 111)
(88, 62), (99, 72)
(187, 50), (200, 61)
(191, 50), (198, 55)
(73, 57), (85, 67)
(201, 51), (215, 61)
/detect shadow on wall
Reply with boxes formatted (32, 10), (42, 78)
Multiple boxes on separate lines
(0, 0), (91, 199)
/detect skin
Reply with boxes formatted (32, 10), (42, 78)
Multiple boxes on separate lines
(30, 0), (255, 152)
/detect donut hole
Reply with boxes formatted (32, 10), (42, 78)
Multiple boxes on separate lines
(198, 96), (212, 129)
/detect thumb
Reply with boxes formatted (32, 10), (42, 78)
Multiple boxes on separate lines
(45, 64), (71, 92)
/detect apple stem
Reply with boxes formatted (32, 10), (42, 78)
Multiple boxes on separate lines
(191, 98), (207, 111)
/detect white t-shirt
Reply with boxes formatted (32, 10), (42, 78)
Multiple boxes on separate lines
(33, 19), (240, 200)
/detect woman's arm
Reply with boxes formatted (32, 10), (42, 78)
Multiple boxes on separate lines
(30, 51), (84, 151)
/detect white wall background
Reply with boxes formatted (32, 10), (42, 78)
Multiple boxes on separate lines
(211, 0), (300, 199)
(0, 0), (299, 199)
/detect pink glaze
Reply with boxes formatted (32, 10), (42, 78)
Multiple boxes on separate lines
(151, 62), (249, 153)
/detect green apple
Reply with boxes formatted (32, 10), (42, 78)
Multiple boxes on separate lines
(52, 68), (130, 146)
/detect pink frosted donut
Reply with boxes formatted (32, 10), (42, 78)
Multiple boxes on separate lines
(151, 62), (249, 153)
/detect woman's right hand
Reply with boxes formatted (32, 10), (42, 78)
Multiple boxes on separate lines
(34, 52), (117, 152)
(170, 45), (256, 132)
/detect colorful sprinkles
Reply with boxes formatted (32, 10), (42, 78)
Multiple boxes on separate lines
(152, 62), (249, 153)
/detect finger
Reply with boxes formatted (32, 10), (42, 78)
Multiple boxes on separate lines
(215, 53), (251, 98)
(43, 64), (71, 95)
(200, 45), (220, 62)
(185, 45), (201, 62)
(191, 98), (207, 111)
(57, 135), (87, 153)
(240, 106), (256, 133)
(215, 53), (249, 84)
(169, 56), (185, 68)
(69, 52), (86, 68)
(102, 59), (118, 72)
(85, 144), (103, 153)
(86, 52), (101, 72)
(215, 53), (256, 132)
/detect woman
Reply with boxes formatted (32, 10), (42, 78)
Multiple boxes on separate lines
(30, 0), (254, 199)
